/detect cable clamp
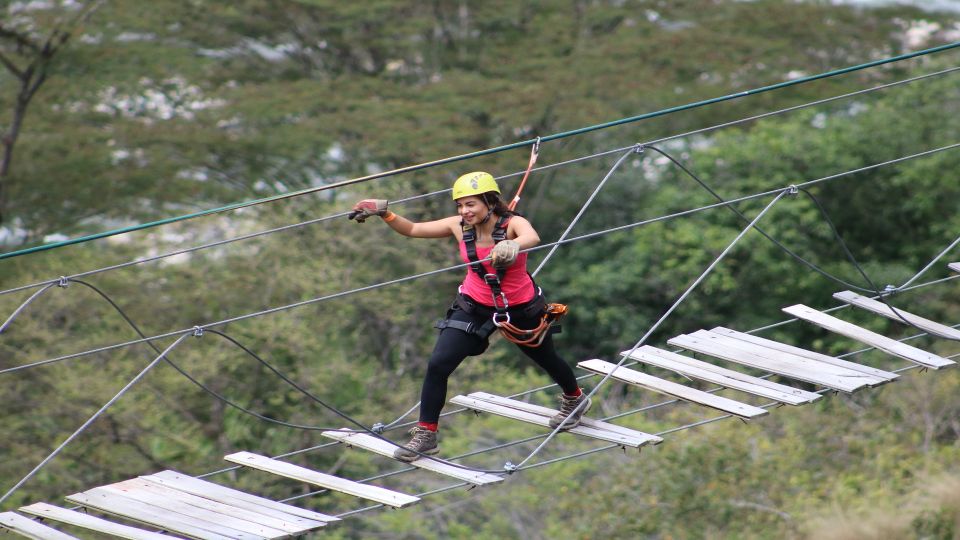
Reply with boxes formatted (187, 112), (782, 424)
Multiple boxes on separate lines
(371, 422), (386, 434)
(503, 461), (518, 474)
(57, 276), (70, 288)
(192, 326), (204, 337)
(786, 185), (799, 195)
(882, 284), (898, 296)
(634, 144), (645, 154)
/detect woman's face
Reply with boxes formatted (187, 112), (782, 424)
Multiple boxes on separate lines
(456, 195), (489, 225)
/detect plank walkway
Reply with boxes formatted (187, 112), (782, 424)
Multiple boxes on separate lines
(783, 304), (955, 369)
(142, 471), (336, 526)
(0, 512), (79, 540)
(668, 331), (881, 392)
(65, 471), (335, 539)
(833, 291), (960, 340)
(320, 429), (504, 486)
(224, 452), (420, 508)
(949, 262), (959, 273)
(450, 392), (662, 447)
(578, 359), (769, 419)
(709, 327), (899, 382)
(19, 503), (176, 540)
(620, 345), (822, 405)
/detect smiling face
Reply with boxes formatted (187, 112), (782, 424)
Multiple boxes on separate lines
(455, 195), (490, 225)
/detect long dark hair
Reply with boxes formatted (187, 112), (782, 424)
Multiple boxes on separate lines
(481, 192), (520, 218)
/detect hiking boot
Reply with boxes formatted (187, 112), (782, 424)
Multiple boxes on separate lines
(393, 426), (439, 462)
(548, 392), (592, 430)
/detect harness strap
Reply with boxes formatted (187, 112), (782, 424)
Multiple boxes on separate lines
(462, 214), (511, 317)
(433, 317), (498, 339)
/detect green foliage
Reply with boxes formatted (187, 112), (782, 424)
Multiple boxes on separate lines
(1, 0), (960, 538)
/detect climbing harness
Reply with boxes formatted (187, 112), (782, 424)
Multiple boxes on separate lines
(452, 212), (567, 347)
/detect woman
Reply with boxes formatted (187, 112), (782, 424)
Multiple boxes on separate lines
(351, 171), (589, 462)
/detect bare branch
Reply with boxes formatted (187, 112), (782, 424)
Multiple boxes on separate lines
(0, 49), (24, 79)
(0, 25), (41, 53)
(48, 0), (107, 55)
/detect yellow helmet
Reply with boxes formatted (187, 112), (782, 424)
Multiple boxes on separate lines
(451, 171), (500, 200)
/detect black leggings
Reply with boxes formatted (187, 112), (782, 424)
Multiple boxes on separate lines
(419, 304), (580, 424)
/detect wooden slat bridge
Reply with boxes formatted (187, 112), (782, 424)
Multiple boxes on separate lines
(4, 272), (957, 538)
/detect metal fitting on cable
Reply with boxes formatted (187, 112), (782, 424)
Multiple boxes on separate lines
(503, 461), (518, 474)
(634, 143), (645, 154)
(192, 326), (204, 337)
(883, 284), (899, 296)
(786, 185), (799, 195)
(371, 422), (385, 434)
(57, 276), (70, 288)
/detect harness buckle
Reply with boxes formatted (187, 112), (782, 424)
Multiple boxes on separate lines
(493, 311), (511, 327)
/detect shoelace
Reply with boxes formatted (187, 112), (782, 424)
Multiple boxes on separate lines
(558, 395), (581, 415)
(405, 427), (433, 448)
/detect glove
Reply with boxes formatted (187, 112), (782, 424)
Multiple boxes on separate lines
(491, 240), (520, 268)
(349, 199), (388, 223)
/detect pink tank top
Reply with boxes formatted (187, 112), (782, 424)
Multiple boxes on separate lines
(459, 242), (536, 306)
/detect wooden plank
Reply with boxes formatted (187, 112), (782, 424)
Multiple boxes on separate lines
(449, 394), (661, 448)
(94, 482), (288, 539)
(68, 489), (264, 540)
(668, 332), (870, 392)
(692, 329), (887, 388)
(576, 359), (769, 419)
(66, 492), (236, 540)
(710, 326), (899, 381)
(0, 512), (78, 540)
(135, 480), (325, 534)
(949, 262), (959, 273)
(224, 452), (420, 508)
(320, 429), (503, 486)
(465, 392), (663, 445)
(143, 471), (337, 525)
(619, 345), (822, 405)
(783, 304), (956, 370)
(106, 479), (309, 537)
(19, 503), (176, 540)
(833, 291), (960, 340)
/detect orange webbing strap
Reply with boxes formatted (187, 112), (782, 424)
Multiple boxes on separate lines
(507, 138), (541, 212)
(498, 303), (567, 347)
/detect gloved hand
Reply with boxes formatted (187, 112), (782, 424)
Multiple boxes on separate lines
(491, 239), (520, 268)
(349, 199), (388, 223)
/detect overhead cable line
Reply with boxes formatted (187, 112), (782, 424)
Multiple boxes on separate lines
(2, 42), (958, 261)
(3, 65), (957, 299)
(647, 145), (881, 293)
(3, 140), (959, 375)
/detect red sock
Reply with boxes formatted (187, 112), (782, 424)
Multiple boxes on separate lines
(418, 421), (439, 432)
(563, 388), (583, 398)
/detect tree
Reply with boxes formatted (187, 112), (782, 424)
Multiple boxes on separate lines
(0, 0), (103, 223)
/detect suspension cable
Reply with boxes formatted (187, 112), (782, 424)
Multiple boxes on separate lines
(3, 65), (957, 299)
(4, 140), (959, 375)
(2, 43), (958, 262)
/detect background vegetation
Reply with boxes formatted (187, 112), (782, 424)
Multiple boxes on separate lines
(1, 1), (958, 538)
